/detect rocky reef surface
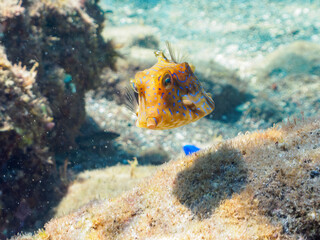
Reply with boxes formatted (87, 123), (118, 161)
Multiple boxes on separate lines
(12, 117), (320, 239)
(0, 45), (59, 239)
(0, 0), (116, 238)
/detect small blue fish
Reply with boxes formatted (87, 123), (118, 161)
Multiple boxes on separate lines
(183, 145), (200, 155)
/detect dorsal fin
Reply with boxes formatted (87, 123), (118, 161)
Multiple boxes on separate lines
(165, 41), (189, 63)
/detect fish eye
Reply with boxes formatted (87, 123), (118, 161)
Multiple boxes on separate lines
(162, 74), (172, 89)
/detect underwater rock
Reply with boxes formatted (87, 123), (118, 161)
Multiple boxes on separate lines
(102, 25), (159, 49)
(249, 41), (320, 123)
(138, 146), (170, 165)
(0, 46), (65, 238)
(253, 41), (320, 120)
(236, 97), (284, 124)
(258, 41), (320, 79)
(127, 46), (158, 68)
(13, 116), (320, 239)
(0, 0), (117, 238)
(0, 0), (24, 22)
(53, 165), (158, 218)
(1, 0), (117, 151)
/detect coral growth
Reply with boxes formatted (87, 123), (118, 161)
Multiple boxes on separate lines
(12, 116), (320, 239)
(0, 0), (117, 238)
(0, 46), (63, 238)
(1, 0), (117, 151)
(0, 0), (24, 22)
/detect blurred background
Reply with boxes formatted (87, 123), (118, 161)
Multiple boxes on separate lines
(0, 0), (319, 238)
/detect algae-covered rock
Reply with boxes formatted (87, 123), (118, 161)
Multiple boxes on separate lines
(0, 46), (64, 238)
(1, 0), (117, 151)
(13, 116), (320, 239)
(0, 0), (117, 238)
(54, 165), (158, 218)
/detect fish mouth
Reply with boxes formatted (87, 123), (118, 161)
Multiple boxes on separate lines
(146, 117), (158, 129)
(136, 95), (162, 129)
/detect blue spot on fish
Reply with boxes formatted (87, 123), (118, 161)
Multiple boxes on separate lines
(190, 91), (199, 97)
(201, 103), (207, 114)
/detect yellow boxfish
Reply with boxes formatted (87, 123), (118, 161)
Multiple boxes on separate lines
(127, 42), (215, 130)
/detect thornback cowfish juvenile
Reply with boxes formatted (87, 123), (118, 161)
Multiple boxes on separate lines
(126, 42), (215, 130)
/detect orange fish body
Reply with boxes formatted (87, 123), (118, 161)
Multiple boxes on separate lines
(131, 48), (215, 130)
